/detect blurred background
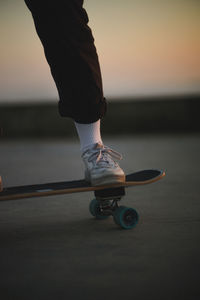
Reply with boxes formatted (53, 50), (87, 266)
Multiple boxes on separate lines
(0, 0), (200, 136)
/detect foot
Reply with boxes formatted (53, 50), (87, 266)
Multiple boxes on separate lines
(81, 143), (125, 186)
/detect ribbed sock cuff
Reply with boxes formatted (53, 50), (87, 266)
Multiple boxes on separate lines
(74, 120), (103, 152)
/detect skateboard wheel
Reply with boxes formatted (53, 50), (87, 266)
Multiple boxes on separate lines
(89, 199), (109, 220)
(113, 206), (139, 229)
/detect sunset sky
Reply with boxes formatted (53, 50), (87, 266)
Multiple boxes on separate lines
(0, 0), (200, 102)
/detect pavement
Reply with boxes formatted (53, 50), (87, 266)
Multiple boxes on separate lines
(0, 134), (200, 300)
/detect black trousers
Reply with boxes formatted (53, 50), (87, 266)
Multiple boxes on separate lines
(24, 0), (107, 123)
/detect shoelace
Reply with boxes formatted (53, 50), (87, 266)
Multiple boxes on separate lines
(88, 145), (123, 165)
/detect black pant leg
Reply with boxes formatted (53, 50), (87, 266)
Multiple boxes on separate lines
(24, 0), (107, 123)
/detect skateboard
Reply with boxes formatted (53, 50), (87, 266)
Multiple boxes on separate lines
(0, 169), (165, 229)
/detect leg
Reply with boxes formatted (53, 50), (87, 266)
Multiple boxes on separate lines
(24, 0), (125, 186)
(24, 0), (106, 123)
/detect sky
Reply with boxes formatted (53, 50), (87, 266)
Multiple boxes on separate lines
(0, 0), (200, 102)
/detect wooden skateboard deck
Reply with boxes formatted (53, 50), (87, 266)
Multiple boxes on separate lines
(0, 169), (165, 201)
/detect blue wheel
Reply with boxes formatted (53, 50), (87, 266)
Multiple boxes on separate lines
(89, 199), (109, 220)
(113, 206), (139, 229)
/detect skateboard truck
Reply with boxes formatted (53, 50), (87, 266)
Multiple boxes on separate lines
(90, 186), (139, 228)
(91, 186), (140, 228)
(94, 186), (126, 216)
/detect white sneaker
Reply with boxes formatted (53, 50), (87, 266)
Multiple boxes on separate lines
(81, 143), (125, 186)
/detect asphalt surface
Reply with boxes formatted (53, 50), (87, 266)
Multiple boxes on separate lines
(0, 134), (200, 300)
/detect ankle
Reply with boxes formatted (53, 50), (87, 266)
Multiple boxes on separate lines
(74, 120), (103, 152)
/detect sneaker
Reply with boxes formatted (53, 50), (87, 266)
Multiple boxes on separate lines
(81, 143), (125, 186)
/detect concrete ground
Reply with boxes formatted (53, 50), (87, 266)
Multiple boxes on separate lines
(0, 134), (200, 300)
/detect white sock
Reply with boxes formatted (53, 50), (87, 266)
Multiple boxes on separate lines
(74, 120), (103, 152)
